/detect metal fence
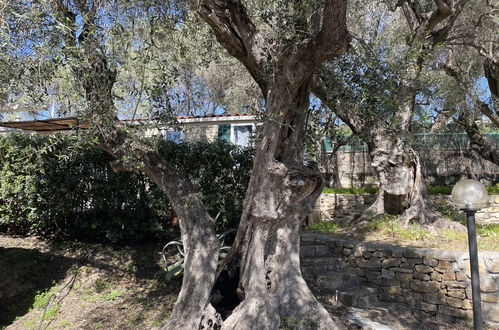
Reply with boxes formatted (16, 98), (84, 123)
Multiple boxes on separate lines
(322, 133), (499, 153)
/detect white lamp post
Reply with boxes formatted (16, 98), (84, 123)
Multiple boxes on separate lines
(451, 179), (489, 330)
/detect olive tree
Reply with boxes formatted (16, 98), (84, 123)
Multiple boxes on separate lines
(1, 0), (351, 328)
(312, 0), (472, 226)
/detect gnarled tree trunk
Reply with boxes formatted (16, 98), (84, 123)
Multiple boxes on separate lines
(365, 133), (445, 226)
(223, 79), (336, 329)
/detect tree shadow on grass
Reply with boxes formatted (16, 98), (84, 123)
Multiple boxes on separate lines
(0, 247), (75, 327)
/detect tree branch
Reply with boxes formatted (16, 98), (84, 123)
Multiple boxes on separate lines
(443, 63), (499, 127)
(311, 74), (367, 135)
(198, 0), (268, 94)
(456, 114), (499, 166)
(309, 0), (351, 64)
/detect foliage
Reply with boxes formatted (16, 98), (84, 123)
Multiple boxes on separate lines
(322, 186), (378, 194)
(162, 229), (236, 281)
(0, 134), (253, 242)
(307, 221), (339, 233)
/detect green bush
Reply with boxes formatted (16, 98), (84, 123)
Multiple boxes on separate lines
(0, 133), (253, 242)
(322, 186), (378, 194)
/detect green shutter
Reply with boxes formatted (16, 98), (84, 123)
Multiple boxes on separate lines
(322, 138), (333, 152)
(218, 124), (231, 142)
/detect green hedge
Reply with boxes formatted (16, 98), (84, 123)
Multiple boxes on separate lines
(0, 134), (253, 243)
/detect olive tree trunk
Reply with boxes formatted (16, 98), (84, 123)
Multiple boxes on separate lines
(55, 0), (352, 328)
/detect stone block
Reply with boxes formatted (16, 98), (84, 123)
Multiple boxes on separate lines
(455, 271), (468, 281)
(372, 251), (383, 258)
(381, 286), (402, 295)
(372, 279), (400, 287)
(410, 280), (440, 293)
(431, 272), (443, 282)
(365, 270), (381, 280)
(390, 267), (412, 273)
(382, 258), (401, 268)
(424, 292), (446, 304)
(362, 251), (372, 258)
(405, 258), (423, 265)
(480, 275), (498, 293)
(423, 257), (438, 267)
(446, 289), (465, 299)
(413, 271), (430, 281)
(404, 248), (427, 259)
(344, 242), (355, 249)
(437, 260), (452, 269)
(343, 248), (351, 256)
(404, 292), (422, 306)
(438, 305), (473, 319)
(462, 299), (472, 310)
(414, 265), (434, 273)
(442, 270), (456, 281)
(352, 246), (365, 257)
(396, 272), (413, 282)
(379, 293), (396, 302)
(381, 268), (395, 280)
(482, 293), (499, 303)
(483, 302), (499, 322)
(366, 258), (382, 269)
(445, 281), (468, 289)
(421, 302), (438, 312)
(414, 310), (435, 322)
(445, 296), (463, 308)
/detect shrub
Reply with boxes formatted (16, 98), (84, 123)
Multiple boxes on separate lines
(0, 133), (253, 242)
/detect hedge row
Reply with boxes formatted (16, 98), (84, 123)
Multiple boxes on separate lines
(0, 134), (253, 243)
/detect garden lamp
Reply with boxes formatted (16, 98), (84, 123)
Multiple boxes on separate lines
(451, 179), (489, 330)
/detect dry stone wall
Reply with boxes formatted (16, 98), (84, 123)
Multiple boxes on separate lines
(301, 233), (499, 324)
(311, 194), (499, 224)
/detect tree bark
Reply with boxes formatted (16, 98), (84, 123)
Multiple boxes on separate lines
(196, 0), (350, 328)
(364, 132), (449, 226)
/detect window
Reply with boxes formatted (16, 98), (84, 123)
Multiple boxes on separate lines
(165, 130), (185, 143)
(232, 125), (253, 147)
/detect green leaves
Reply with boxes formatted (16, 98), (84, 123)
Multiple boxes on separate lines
(0, 133), (253, 243)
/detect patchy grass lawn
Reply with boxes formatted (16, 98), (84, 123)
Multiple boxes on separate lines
(0, 235), (179, 330)
(307, 216), (499, 251)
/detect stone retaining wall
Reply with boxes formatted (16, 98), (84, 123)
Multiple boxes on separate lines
(311, 193), (499, 224)
(301, 233), (499, 324)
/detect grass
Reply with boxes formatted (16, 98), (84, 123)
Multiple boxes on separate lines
(323, 184), (499, 195)
(104, 289), (123, 301)
(307, 221), (339, 233)
(33, 286), (57, 309)
(307, 217), (499, 251)
(322, 186), (378, 194)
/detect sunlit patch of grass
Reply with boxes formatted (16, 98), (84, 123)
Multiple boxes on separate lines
(32, 286), (57, 309)
(42, 304), (60, 320)
(103, 289), (123, 301)
(477, 224), (499, 238)
(307, 221), (339, 233)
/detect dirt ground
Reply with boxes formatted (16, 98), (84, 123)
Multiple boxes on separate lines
(0, 235), (494, 330)
(0, 235), (178, 329)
